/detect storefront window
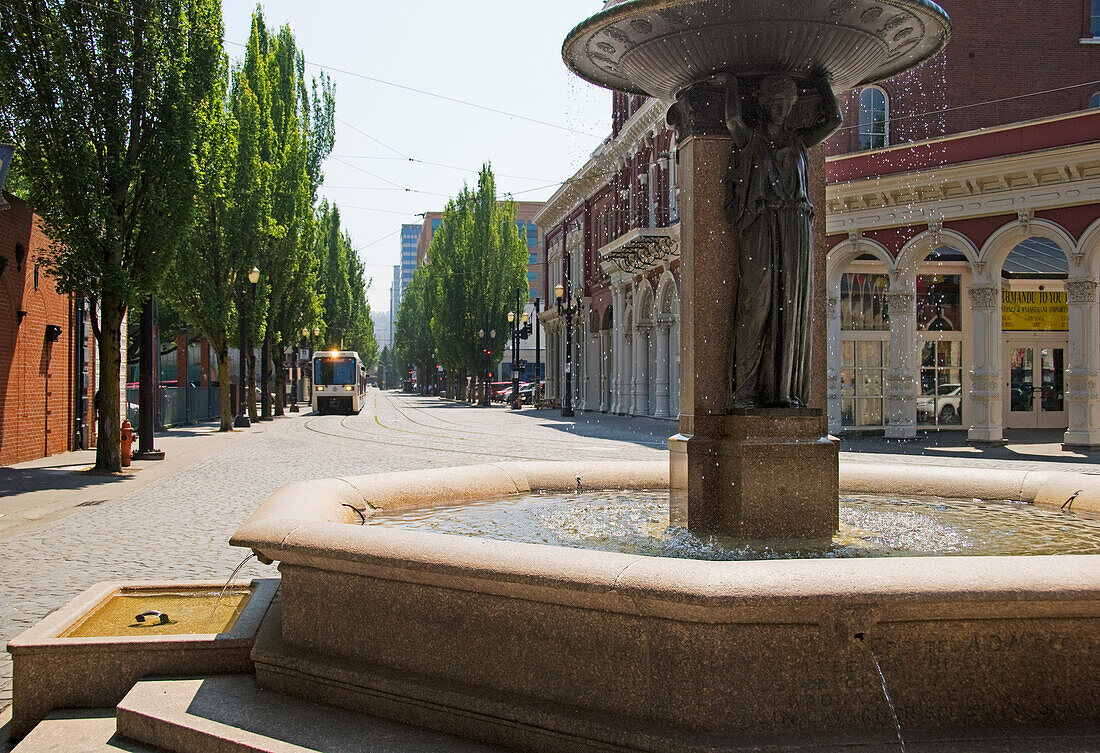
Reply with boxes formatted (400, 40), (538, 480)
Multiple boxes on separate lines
(918, 341), (963, 426)
(840, 274), (890, 331)
(841, 339), (890, 427)
(917, 274), (961, 331)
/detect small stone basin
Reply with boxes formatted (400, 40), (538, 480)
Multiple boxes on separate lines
(7, 578), (278, 741)
(60, 588), (253, 638)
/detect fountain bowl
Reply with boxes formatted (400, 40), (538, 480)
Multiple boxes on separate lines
(563, 0), (951, 99)
(230, 461), (1100, 753)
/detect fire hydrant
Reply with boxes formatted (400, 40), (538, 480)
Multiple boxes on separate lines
(120, 420), (136, 467)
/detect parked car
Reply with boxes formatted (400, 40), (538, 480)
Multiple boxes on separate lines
(489, 382), (512, 401)
(916, 383), (962, 424)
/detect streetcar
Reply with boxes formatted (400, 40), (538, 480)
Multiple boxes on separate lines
(312, 351), (369, 414)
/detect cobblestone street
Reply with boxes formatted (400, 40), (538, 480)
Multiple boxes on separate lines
(0, 390), (670, 718)
(1, 389), (1097, 726)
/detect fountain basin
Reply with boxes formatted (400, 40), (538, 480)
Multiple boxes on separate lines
(563, 0), (952, 100)
(232, 462), (1100, 753)
(6, 578), (278, 740)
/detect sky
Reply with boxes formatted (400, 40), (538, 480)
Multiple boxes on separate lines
(221, 1), (613, 318)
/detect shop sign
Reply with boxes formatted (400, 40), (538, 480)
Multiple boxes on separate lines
(1001, 290), (1068, 331)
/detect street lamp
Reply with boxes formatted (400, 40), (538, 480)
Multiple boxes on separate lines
(289, 326), (308, 413)
(508, 308), (532, 409)
(234, 266), (260, 428)
(555, 282), (576, 418)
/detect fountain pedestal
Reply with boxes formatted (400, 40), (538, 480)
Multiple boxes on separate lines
(665, 86), (837, 539)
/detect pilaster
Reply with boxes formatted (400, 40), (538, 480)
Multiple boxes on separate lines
(966, 285), (1005, 445)
(884, 288), (918, 439)
(1064, 278), (1100, 450)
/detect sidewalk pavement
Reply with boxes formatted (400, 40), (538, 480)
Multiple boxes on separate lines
(0, 420), (265, 540)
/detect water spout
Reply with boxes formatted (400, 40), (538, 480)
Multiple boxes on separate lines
(210, 552), (257, 618)
(866, 641), (906, 753)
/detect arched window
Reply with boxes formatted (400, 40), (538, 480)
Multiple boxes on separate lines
(858, 87), (888, 150)
(1092, 0), (1100, 37)
(1090, 92), (1100, 109)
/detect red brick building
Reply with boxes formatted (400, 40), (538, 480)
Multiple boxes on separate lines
(537, 1), (1100, 447)
(0, 191), (97, 465)
(829, 0), (1100, 155)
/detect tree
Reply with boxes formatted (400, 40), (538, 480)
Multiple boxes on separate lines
(235, 9), (334, 418)
(421, 165), (528, 401)
(315, 201), (377, 366)
(0, 0), (222, 470)
(162, 53), (238, 431)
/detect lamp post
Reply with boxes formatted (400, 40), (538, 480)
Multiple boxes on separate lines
(234, 266), (260, 428)
(289, 326), (308, 413)
(555, 283), (576, 418)
(507, 306), (532, 410)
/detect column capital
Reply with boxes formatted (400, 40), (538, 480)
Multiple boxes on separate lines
(967, 285), (1000, 310)
(884, 290), (916, 310)
(1066, 279), (1099, 305)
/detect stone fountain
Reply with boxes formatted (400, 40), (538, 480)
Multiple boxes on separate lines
(566, 0), (950, 540)
(8, 3), (1100, 752)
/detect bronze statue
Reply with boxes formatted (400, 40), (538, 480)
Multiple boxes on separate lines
(724, 74), (841, 410)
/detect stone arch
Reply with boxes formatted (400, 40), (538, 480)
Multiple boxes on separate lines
(1075, 216), (1100, 280)
(895, 228), (980, 276)
(601, 305), (614, 330)
(633, 279), (656, 324)
(655, 269), (679, 316)
(977, 217), (1077, 284)
(826, 236), (895, 291)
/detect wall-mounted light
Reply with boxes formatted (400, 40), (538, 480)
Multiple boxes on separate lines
(14, 243), (25, 270)
(17, 309), (27, 324)
(45, 324), (62, 342)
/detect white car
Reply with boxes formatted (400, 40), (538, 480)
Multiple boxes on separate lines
(917, 383), (962, 424)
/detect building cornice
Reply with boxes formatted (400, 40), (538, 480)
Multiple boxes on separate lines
(533, 98), (669, 231)
(826, 141), (1100, 236)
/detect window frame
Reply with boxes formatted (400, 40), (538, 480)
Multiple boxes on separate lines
(857, 86), (889, 151)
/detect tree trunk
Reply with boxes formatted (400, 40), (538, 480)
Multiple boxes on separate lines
(247, 345), (258, 422)
(274, 342), (286, 417)
(94, 296), (126, 472)
(261, 334), (272, 419)
(217, 340), (232, 431)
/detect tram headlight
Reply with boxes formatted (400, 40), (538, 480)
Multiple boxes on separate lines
(316, 386), (323, 391)
(344, 385), (353, 391)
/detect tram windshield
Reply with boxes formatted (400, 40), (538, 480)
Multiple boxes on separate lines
(315, 357), (357, 385)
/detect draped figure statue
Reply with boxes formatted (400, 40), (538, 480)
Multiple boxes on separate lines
(724, 74), (841, 410)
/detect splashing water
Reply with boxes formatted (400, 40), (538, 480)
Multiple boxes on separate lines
(869, 648), (906, 753)
(364, 490), (1100, 560)
(210, 552), (257, 618)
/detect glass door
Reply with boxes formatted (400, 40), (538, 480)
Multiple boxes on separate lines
(1005, 343), (1067, 429)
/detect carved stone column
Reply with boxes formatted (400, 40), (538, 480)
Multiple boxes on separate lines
(622, 327), (634, 415)
(884, 289), (918, 439)
(654, 316), (672, 418)
(826, 294), (842, 435)
(599, 330), (610, 412)
(1064, 279), (1100, 449)
(967, 285), (1005, 445)
(667, 83), (837, 539)
(633, 323), (652, 416)
(611, 282), (626, 414)
(669, 318), (681, 419)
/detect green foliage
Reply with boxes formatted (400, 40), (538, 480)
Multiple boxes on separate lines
(0, 0), (222, 469)
(160, 53), (239, 429)
(315, 200), (377, 366)
(402, 165), (528, 381)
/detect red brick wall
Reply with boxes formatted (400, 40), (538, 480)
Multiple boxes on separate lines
(828, 1), (1100, 156)
(0, 192), (76, 465)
